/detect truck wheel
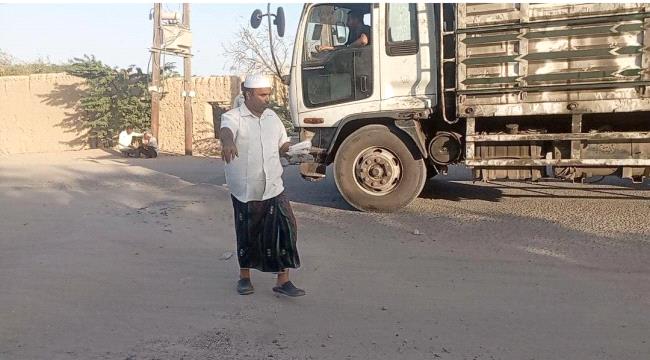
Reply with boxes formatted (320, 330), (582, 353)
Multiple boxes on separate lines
(333, 125), (427, 212)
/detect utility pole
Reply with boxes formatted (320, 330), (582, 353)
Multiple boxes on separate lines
(151, 3), (162, 140)
(182, 3), (193, 156)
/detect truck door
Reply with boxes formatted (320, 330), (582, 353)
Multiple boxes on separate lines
(291, 4), (380, 128)
(379, 3), (437, 111)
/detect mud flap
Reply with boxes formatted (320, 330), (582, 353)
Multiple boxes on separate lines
(395, 119), (428, 159)
(299, 162), (327, 182)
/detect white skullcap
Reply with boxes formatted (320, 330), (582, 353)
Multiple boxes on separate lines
(244, 74), (272, 89)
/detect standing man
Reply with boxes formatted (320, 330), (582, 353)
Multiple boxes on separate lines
(220, 74), (305, 297)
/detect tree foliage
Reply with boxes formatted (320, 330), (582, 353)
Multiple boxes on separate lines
(223, 24), (294, 133)
(66, 55), (151, 146)
(0, 48), (14, 66)
(162, 61), (181, 79)
(223, 24), (291, 78)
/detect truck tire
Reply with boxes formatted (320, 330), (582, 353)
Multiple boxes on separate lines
(426, 162), (439, 179)
(333, 125), (427, 212)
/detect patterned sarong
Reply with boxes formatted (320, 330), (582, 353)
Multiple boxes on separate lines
(231, 192), (300, 273)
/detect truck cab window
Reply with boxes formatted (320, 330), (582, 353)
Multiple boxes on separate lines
(386, 3), (419, 56)
(303, 7), (350, 62)
(301, 4), (373, 108)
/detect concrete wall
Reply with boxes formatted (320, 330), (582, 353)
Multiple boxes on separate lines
(0, 73), (283, 156)
(159, 76), (241, 156)
(0, 73), (88, 155)
(158, 75), (287, 156)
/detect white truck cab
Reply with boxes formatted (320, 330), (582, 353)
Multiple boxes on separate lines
(288, 3), (441, 211)
(290, 3), (437, 127)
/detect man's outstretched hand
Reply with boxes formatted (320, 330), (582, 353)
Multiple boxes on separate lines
(220, 128), (238, 164)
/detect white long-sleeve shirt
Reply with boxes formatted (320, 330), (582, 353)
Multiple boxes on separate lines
(118, 130), (143, 149)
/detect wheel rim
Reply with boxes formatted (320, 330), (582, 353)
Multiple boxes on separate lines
(353, 146), (402, 196)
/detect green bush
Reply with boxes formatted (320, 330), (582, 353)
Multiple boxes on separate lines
(66, 55), (151, 146)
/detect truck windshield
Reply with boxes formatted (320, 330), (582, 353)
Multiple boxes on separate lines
(301, 4), (373, 107)
(303, 5), (351, 62)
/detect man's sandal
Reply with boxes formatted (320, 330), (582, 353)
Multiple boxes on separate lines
(273, 281), (305, 297)
(237, 278), (254, 295)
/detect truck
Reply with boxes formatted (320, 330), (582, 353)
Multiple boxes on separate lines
(266, 3), (650, 212)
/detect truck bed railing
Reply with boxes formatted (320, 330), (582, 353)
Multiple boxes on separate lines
(466, 132), (650, 142)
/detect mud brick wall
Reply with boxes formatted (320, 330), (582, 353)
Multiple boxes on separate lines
(0, 73), (87, 155)
(0, 73), (282, 156)
(159, 76), (241, 156)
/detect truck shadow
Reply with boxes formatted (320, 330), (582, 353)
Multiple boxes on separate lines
(419, 165), (649, 201)
(420, 179), (503, 202)
(421, 177), (650, 202)
(493, 182), (650, 200)
(81, 151), (650, 210)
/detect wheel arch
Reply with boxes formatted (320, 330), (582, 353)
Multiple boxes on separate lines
(325, 111), (429, 164)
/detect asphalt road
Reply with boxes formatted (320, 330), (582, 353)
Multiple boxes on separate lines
(1, 150), (649, 360)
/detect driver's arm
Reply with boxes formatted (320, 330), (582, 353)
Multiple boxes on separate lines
(319, 32), (369, 51)
(316, 44), (334, 52)
(347, 33), (369, 48)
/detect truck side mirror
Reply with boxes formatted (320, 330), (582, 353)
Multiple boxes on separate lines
(274, 7), (285, 38)
(251, 7), (284, 37)
(251, 9), (263, 29)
